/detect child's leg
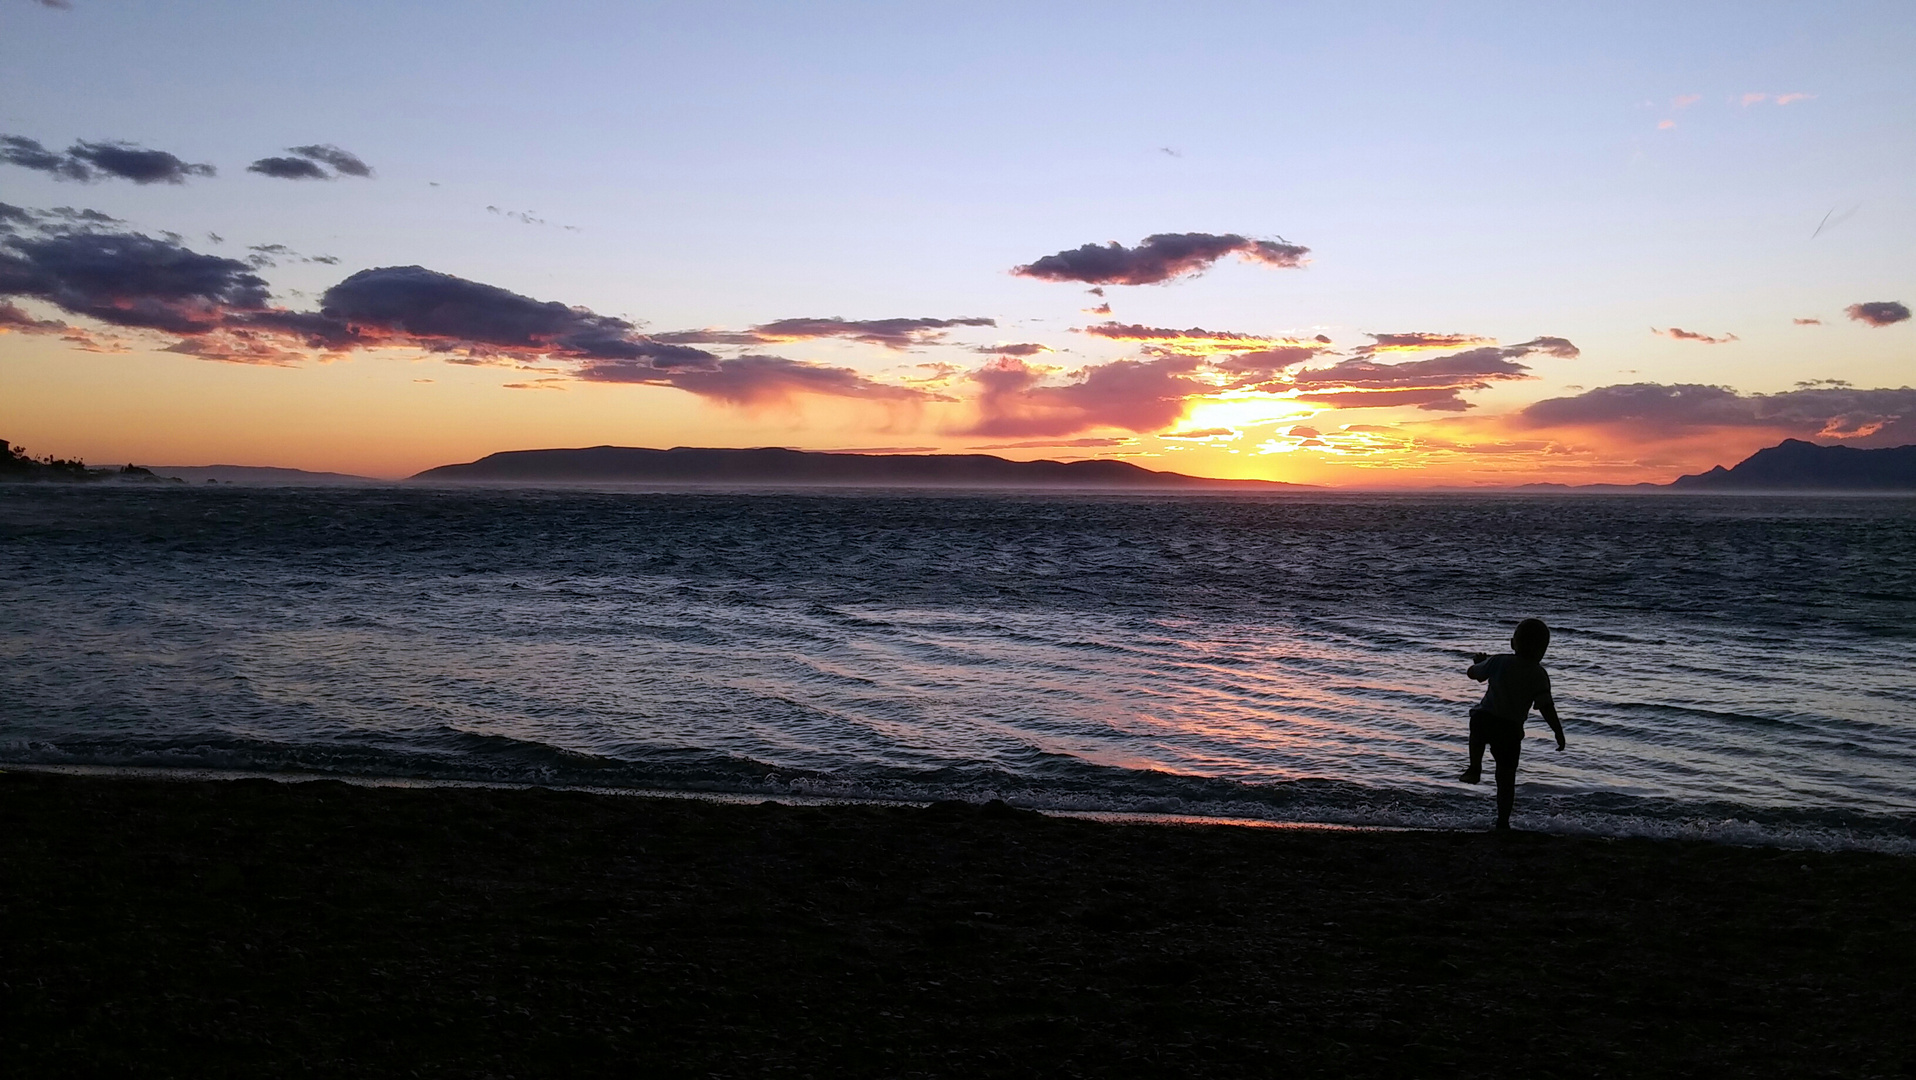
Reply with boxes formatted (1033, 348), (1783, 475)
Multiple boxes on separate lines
(1461, 710), (1487, 782)
(1490, 732), (1522, 828)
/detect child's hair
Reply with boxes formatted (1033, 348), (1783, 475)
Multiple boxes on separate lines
(1512, 618), (1550, 660)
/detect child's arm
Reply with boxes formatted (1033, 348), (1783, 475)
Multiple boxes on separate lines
(1539, 671), (1565, 751)
(1467, 652), (1491, 680)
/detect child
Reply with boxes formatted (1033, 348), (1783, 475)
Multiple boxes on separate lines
(1460, 617), (1565, 830)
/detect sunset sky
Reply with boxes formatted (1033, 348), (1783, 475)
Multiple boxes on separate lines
(3, 0), (1911, 485)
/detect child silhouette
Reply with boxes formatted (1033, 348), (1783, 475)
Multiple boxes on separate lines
(1460, 617), (1565, 830)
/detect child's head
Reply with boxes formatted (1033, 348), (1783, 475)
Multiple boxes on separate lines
(1511, 618), (1550, 661)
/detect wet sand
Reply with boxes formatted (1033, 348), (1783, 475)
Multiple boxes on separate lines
(2, 770), (1911, 1078)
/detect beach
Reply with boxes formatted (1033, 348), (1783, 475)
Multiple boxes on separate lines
(3, 770), (1911, 1078)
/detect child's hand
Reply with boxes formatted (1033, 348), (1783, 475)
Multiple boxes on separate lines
(1555, 731), (1567, 751)
(1472, 652), (1488, 664)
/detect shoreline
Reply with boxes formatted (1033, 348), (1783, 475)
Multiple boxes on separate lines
(4, 759), (1909, 855)
(4, 768), (1912, 1077)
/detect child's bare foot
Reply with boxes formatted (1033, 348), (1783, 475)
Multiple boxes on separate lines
(1459, 766), (1482, 784)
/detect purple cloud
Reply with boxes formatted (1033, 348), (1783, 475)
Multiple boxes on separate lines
(1013, 232), (1308, 286)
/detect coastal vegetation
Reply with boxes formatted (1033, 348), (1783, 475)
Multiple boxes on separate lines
(0, 438), (176, 484)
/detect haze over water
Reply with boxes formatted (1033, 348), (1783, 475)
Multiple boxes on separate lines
(3, 485), (1912, 851)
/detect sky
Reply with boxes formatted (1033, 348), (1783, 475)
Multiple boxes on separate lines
(1, 0), (1911, 485)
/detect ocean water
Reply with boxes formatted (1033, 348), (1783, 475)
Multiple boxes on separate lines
(3, 485), (1913, 851)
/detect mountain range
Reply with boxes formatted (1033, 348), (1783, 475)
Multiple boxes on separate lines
(411, 445), (1310, 489)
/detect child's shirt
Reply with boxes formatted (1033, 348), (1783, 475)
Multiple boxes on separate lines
(1468, 654), (1555, 725)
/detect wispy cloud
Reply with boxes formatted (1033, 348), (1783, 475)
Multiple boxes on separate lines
(1655, 326), (1738, 344)
(660, 316), (996, 351)
(1742, 92), (1814, 106)
(967, 436), (1133, 450)
(1013, 232), (1308, 286)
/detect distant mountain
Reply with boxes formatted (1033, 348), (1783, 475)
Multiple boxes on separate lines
(1670, 439), (1916, 491)
(147, 465), (385, 486)
(412, 445), (1312, 490)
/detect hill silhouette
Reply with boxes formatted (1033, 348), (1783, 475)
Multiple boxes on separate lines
(1670, 439), (1916, 491)
(412, 446), (1311, 490)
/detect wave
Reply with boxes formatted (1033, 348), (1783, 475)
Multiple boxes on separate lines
(6, 733), (1911, 855)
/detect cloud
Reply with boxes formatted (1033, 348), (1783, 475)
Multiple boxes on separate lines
(1846, 301), (1909, 327)
(1742, 92), (1814, 106)
(0, 227), (274, 334)
(0, 300), (69, 335)
(249, 144), (373, 181)
(1655, 326), (1737, 344)
(316, 264), (702, 363)
(1158, 427), (1240, 442)
(1671, 94), (1702, 109)
(1077, 321), (1323, 357)
(1657, 120), (1677, 130)
(577, 353), (946, 406)
(663, 316), (997, 350)
(0, 207), (973, 405)
(1012, 232), (1308, 286)
(965, 354), (1210, 437)
(1520, 382), (1916, 444)
(1296, 387), (1476, 412)
(289, 144), (372, 177)
(0, 136), (216, 184)
(971, 342), (1051, 357)
(1351, 331), (1496, 357)
(1794, 317), (1823, 326)
(247, 157), (328, 180)
(749, 316), (995, 349)
(1287, 338), (1575, 411)
(967, 436), (1133, 450)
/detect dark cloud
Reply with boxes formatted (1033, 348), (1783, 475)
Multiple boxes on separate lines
(0, 228), (273, 333)
(1847, 301), (1910, 327)
(0, 137), (217, 184)
(1159, 427), (1239, 441)
(1655, 326), (1738, 344)
(578, 353), (947, 406)
(317, 265), (693, 363)
(1520, 382), (1916, 444)
(972, 342), (1051, 356)
(250, 144), (373, 181)
(966, 355), (1209, 437)
(289, 144), (372, 178)
(0, 208), (964, 401)
(0, 136), (88, 180)
(1012, 232), (1309, 286)
(248, 156), (329, 180)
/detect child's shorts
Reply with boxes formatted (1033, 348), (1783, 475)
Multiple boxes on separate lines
(1469, 708), (1524, 761)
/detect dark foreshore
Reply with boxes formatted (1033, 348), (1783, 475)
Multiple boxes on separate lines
(3, 772), (1912, 1078)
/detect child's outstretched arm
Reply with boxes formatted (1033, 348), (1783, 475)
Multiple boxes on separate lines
(1467, 652), (1490, 680)
(1539, 672), (1566, 751)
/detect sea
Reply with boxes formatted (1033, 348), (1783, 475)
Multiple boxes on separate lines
(3, 484), (1913, 852)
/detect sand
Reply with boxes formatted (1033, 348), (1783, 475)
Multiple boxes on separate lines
(2, 769), (1911, 1078)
